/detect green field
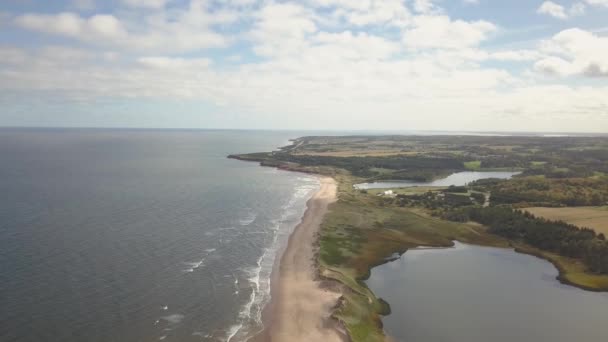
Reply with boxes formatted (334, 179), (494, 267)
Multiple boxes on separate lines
(464, 160), (481, 170)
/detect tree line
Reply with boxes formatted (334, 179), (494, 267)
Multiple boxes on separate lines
(445, 206), (608, 274)
(271, 153), (463, 180)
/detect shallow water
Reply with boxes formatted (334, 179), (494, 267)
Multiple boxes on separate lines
(367, 242), (608, 342)
(354, 171), (520, 189)
(0, 129), (319, 342)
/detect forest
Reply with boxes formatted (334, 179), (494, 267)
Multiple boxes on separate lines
(471, 176), (608, 207)
(447, 207), (608, 274)
(269, 153), (464, 180)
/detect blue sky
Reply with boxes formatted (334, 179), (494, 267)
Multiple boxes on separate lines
(1, 0), (607, 132)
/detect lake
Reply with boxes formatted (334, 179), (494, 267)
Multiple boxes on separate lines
(366, 242), (608, 342)
(354, 171), (520, 190)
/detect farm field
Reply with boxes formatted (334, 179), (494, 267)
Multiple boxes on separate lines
(524, 207), (608, 235)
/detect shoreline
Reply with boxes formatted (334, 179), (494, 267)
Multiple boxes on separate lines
(249, 177), (347, 342)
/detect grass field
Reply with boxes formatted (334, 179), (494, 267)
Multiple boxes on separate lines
(524, 207), (608, 235)
(464, 160), (481, 170)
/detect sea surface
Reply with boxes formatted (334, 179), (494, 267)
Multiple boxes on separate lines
(0, 129), (320, 342)
(354, 171), (520, 189)
(367, 242), (608, 342)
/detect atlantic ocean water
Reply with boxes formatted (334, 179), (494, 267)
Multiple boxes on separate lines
(0, 129), (319, 342)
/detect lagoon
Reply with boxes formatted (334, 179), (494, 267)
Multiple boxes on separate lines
(366, 242), (608, 342)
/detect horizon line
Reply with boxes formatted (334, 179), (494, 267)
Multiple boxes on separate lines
(0, 126), (607, 136)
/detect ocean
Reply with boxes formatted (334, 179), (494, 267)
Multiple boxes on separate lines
(0, 128), (319, 342)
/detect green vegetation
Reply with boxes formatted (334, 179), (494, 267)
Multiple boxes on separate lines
(464, 160), (481, 170)
(444, 207), (608, 277)
(524, 206), (608, 235)
(471, 176), (608, 207)
(230, 134), (608, 341)
(318, 176), (507, 341)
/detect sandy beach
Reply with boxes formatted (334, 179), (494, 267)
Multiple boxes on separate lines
(252, 177), (345, 342)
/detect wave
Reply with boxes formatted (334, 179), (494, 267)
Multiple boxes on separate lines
(161, 314), (184, 325)
(238, 210), (258, 226)
(182, 248), (216, 273)
(224, 177), (320, 341)
(183, 259), (205, 273)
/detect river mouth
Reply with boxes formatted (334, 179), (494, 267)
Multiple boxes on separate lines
(366, 242), (608, 342)
(354, 171), (520, 190)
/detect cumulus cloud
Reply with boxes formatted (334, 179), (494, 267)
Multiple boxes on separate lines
(536, 28), (608, 77)
(312, 31), (400, 61)
(249, 3), (317, 57)
(537, 1), (568, 19)
(1, 0), (607, 131)
(570, 2), (587, 15)
(537, 1), (587, 19)
(138, 57), (212, 69)
(403, 15), (496, 50)
(15, 12), (119, 38)
(413, 0), (438, 14)
(14, 1), (234, 52)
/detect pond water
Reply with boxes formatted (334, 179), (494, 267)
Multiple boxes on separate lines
(354, 171), (520, 189)
(366, 242), (608, 342)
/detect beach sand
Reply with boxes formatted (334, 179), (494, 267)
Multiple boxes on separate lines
(252, 177), (345, 342)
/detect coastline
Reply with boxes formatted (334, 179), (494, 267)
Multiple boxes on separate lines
(231, 134), (608, 341)
(250, 177), (347, 342)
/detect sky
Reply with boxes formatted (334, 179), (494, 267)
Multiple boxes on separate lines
(0, 0), (607, 132)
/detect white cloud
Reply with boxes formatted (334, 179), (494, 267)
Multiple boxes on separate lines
(14, 2), (233, 52)
(413, 0), (437, 14)
(2, 0), (608, 131)
(311, 0), (411, 27)
(312, 31), (400, 61)
(249, 3), (317, 57)
(490, 50), (542, 61)
(345, 0), (411, 27)
(121, 0), (168, 9)
(537, 1), (587, 19)
(138, 57), (212, 69)
(403, 15), (496, 50)
(585, 0), (608, 8)
(536, 28), (608, 77)
(570, 2), (587, 16)
(309, 0), (371, 11)
(537, 1), (567, 19)
(534, 56), (576, 76)
(16, 12), (89, 37)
